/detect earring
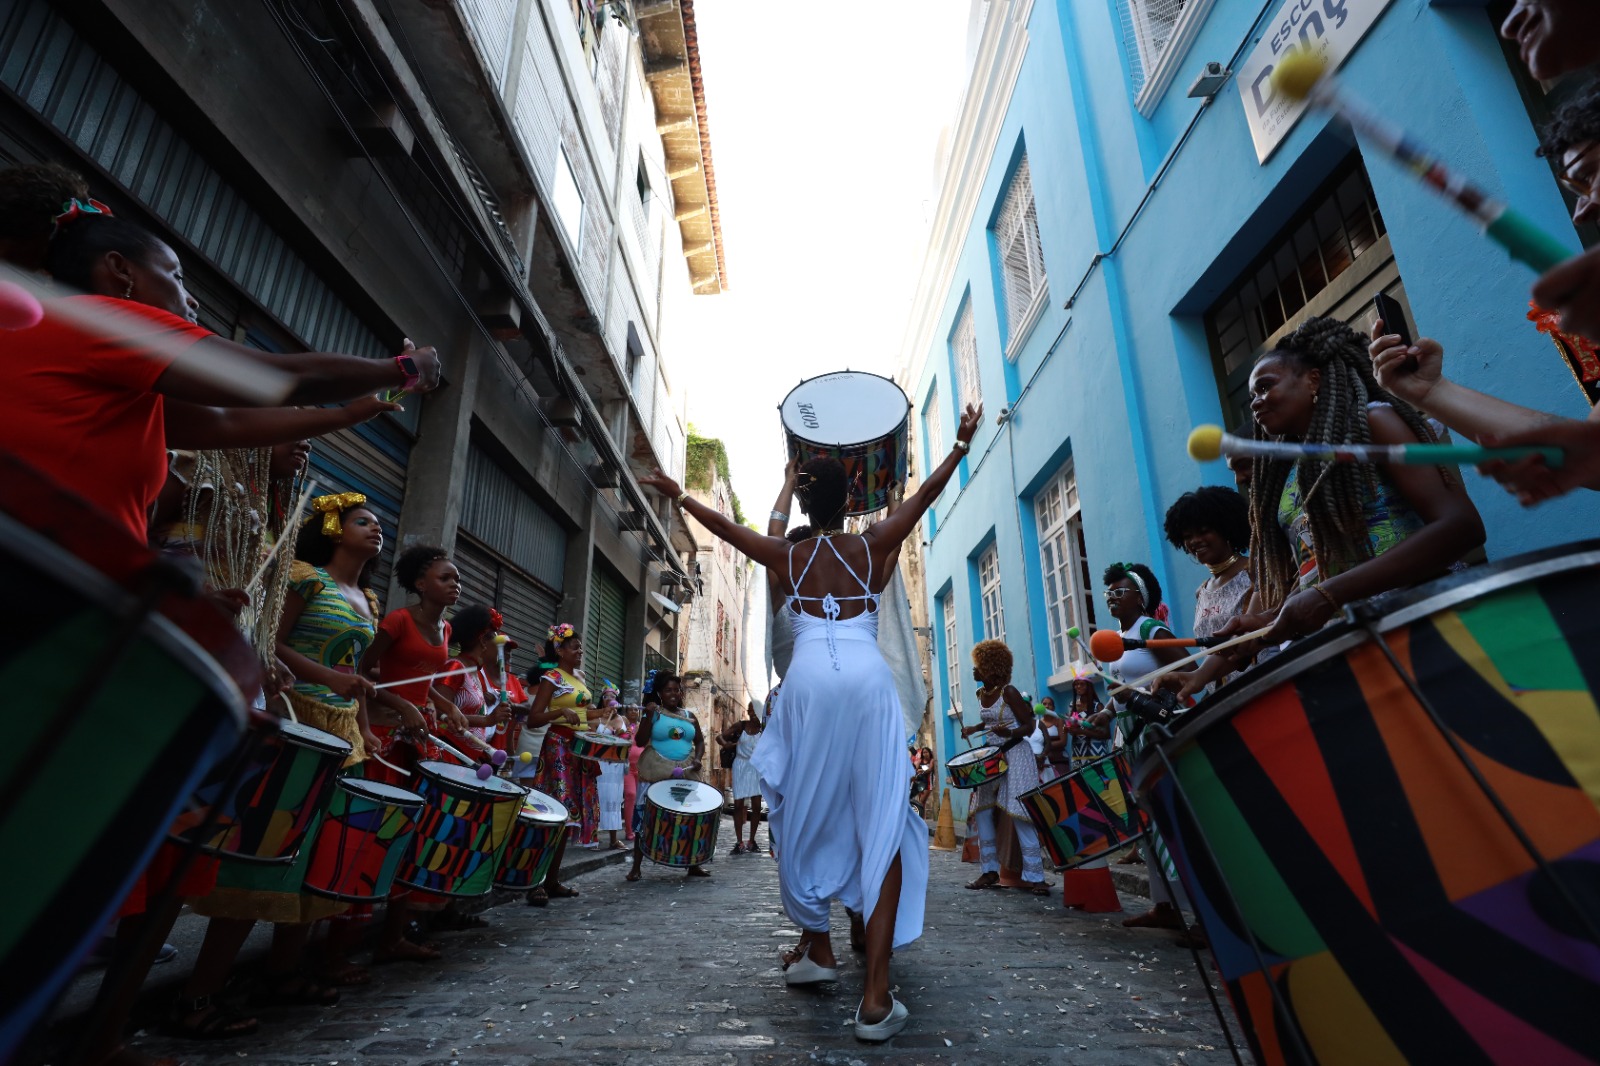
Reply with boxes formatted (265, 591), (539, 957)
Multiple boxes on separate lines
(1311, 391), (1319, 406)
(122, 281), (134, 299)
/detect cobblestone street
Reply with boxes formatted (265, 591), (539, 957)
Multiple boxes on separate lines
(123, 821), (1241, 1065)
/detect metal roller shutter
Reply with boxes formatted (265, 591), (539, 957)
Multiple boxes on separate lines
(587, 563), (627, 691)
(455, 535), (560, 680)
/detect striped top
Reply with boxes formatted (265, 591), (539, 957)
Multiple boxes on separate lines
(286, 561), (378, 710)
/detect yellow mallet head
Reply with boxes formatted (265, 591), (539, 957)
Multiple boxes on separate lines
(493, 634), (510, 646)
(1188, 424), (1225, 462)
(1271, 46), (1328, 102)
(518, 751), (533, 763)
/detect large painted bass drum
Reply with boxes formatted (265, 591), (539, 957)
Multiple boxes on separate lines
(779, 371), (910, 517)
(1132, 543), (1600, 1066)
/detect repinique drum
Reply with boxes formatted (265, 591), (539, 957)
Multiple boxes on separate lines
(301, 778), (423, 902)
(1019, 752), (1147, 870)
(946, 744), (1007, 789)
(494, 788), (569, 890)
(779, 371), (911, 516)
(397, 761), (525, 897)
(0, 453), (254, 1063)
(568, 730), (630, 763)
(170, 718), (349, 862)
(640, 780), (721, 867)
(1133, 543), (1600, 1066)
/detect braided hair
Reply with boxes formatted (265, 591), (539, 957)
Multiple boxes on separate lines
(1247, 317), (1444, 613)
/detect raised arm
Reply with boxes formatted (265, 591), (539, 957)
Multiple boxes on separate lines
(165, 394), (401, 450)
(638, 471), (793, 570)
(867, 402), (981, 551)
(156, 337), (442, 407)
(768, 457), (799, 537)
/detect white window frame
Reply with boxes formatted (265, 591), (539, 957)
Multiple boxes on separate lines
(1035, 460), (1093, 683)
(952, 302), (982, 415)
(942, 591), (962, 718)
(922, 384), (945, 476)
(1124, 0), (1218, 117)
(978, 544), (1005, 643)
(995, 157), (1048, 360)
(553, 146), (585, 248)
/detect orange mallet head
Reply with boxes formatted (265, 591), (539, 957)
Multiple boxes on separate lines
(1089, 629), (1126, 662)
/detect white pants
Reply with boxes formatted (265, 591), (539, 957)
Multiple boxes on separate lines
(975, 807), (1045, 884)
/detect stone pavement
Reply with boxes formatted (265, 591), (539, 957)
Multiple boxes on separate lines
(114, 820), (1245, 1066)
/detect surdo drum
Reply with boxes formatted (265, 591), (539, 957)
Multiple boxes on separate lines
(945, 744), (1008, 790)
(640, 780), (722, 867)
(779, 372), (911, 517)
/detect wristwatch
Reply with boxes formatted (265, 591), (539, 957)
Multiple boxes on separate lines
(394, 352), (421, 391)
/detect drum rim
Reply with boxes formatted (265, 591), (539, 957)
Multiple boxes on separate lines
(415, 760), (529, 798)
(336, 777), (424, 806)
(275, 718), (355, 755)
(778, 371), (912, 447)
(947, 744), (1002, 765)
(644, 778), (721, 813)
(519, 789), (570, 823)
(0, 510), (250, 733)
(1131, 540), (1600, 789)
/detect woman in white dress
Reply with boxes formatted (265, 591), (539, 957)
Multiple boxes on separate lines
(641, 400), (981, 1043)
(594, 691), (629, 851)
(721, 702), (765, 854)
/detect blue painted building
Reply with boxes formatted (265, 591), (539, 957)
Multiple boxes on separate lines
(901, 0), (1595, 814)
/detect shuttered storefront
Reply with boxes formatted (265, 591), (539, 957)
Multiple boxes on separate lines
(459, 443), (567, 678)
(586, 562), (628, 692)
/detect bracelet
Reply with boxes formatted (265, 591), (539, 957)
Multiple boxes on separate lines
(1311, 583), (1342, 612)
(953, 439), (970, 453)
(769, 509), (789, 522)
(675, 490), (689, 505)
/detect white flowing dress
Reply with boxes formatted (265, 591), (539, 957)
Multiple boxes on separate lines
(732, 729), (762, 800)
(750, 536), (928, 949)
(595, 723), (626, 832)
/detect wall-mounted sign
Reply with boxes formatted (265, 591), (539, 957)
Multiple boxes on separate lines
(1238, 0), (1396, 164)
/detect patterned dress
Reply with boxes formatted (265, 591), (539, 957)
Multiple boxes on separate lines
(970, 691), (1041, 820)
(531, 668), (599, 836)
(1277, 465), (1423, 591)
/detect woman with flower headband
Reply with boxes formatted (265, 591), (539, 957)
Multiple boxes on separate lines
(520, 622), (593, 904)
(625, 671), (709, 882)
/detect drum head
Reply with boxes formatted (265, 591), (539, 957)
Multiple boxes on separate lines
(339, 778), (424, 807)
(417, 760), (526, 797)
(948, 745), (998, 766)
(780, 372), (910, 446)
(646, 779), (721, 814)
(277, 719), (353, 756)
(577, 731), (625, 746)
(520, 788), (569, 824)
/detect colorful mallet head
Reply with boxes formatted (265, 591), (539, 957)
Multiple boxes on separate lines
(489, 749), (508, 767)
(0, 281), (43, 331)
(518, 751), (533, 764)
(1088, 629), (1127, 663)
(475, 762), (494, 780)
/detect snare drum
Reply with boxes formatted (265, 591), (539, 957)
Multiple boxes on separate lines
(779, 371), (911, 516)
(946, 744), (1007, 790)
(568, 730), (630, 764)
(170, 718), (350, 862)
(1133, 543), (1600, 1066)
(495, 789), (569, 890)
(301, 778), (423, 901)
(1019, 752), (1147, 870)
(397, 761), (525, 897)
(640, 780), (721, 867)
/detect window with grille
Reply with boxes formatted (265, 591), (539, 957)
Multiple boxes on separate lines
(941, 591), (961, 716)
(1117, 0), (1186, 97)
(1205, 161), (1389, 431)
(952, 302), (982, 415)
(979, 545), (1005, 642)
(994, 157), (1048, 356)
(1035, 460), (1095, 676)
(922, 384), (945, 477)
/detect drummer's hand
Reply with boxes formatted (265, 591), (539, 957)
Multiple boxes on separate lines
(783, 455), (800, 487)
(562, 710), (581, 726)
(1266, 588), (1338, 645)
(639, 469), (684, 500)
(400, 703), (428, 731)
(264, 657), (295, 699)
(1158, 669), (1210, 702)
(326, 672), (376, 700)
(689, 759), (703, 774)
(447, 707), (471, 734)
(956, 402), (983, 445)
(360, 728), (383, 756)
(207, 587), (251, 618)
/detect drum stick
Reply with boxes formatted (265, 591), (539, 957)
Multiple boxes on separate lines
(278, 691), (298, 724)
(372, 665), (476, 691)
(1270, 48), (1572, 274)
(1127, 625), (1276, 691)
(245, 478), (319, 595)
(1187, 424), (1562, 469)
(370, 752), (409, 776)
(1, 265), (294, 403)
(426, 732), (476, 767)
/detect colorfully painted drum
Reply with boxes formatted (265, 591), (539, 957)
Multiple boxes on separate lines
(779, 371), (910, 516)
(640, 780), (721, 867)
(0, 454), (253, 1063)
(170, 718), (349, 862)
(568, 730), (630, 763)
(301, 778), (423, 902)
(495, 788), (569, 890)
(397, 761), (525, 897)
(945, 744), (1007, 790)
(1019, 752), (1148, 870)
(1133, 543), (1600, 1066)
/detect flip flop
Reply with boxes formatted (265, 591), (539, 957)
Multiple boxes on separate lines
(545, 882), (579, 898)
(965, 872), (1000, 890)
(625, 869), (642, 882)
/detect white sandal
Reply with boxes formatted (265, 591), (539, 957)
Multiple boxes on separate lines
(853, 996), (909, 1041)
(780, 940), (838, 986)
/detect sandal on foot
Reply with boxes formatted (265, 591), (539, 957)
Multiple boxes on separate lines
(1026, 881), (1054, 896)
(161, 998), (260, 1040)
(853, 996), (909, 1042)
(251, 974), (340, 1007)
(625, 869), (642, 882)
(374, 939), (441, 964)
(545, 882), (579, 898)
(1122, 904), (1185, 930)
(965, 872), (1000, 890)
(781, 941), (838, 986)
(526, 885), (549, 906)
(686, 866), (712, 878)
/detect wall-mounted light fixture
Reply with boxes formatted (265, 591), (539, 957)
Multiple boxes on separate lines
(1187, 61), (1231, 100)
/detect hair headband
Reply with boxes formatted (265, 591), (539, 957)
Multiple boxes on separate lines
(1118, 564), (1170, 623)
(53, 198), (113, 232)
(548, 622), (576, 644)
(307, 492), (367, 538)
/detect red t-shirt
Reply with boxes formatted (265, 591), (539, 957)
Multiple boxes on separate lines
(375, 609), (452, 705)
(4, 296), (211, 540)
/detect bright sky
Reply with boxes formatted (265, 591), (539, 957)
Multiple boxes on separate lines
(671, 0), (973, 523)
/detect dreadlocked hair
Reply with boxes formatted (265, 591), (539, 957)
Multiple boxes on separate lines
(1247, 316), (1445, 613)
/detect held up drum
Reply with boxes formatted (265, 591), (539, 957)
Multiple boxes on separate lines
(779, 371), (911, 516)
(1133, 543), (1600, 1066)
(640, 780), (721, 867)
(568, 730), (630, 764)
(945, 744), (1007, 790)
(170, 718), (350, 862)
(301, 778), (423, 902)
(397, 761), (525, 897)
(1018, 752), (1148, 870)
(495, 789), (570, 890)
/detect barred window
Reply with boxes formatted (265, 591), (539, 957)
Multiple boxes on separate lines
(1034, 461), (1095, 675)
(979, 545), (1005, 643)
(995, 157), (1047, 353)
(952, 302), (982, 414)
(1117, 0), (1186, 96)
(942, 591), (962, 716)
(922, 383), (945, 473)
